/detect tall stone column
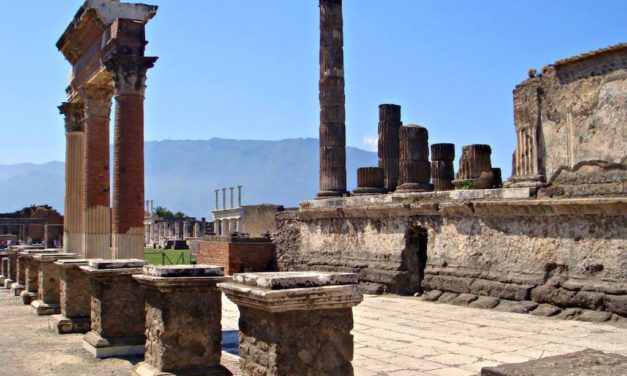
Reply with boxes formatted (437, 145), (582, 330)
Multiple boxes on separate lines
(81, 84), (114, 259)
(378, 104), (402, 192)
(59, 102), (85, 256)
(396, 124), (430, 192)
(105, 55), (157, 259)
(318, 0), (347, 198)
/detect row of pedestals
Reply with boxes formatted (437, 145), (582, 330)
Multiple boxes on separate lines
(0, 247), (363, 376)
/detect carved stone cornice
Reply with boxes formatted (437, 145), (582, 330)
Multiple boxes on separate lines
(103, 55), (158, 96)
(81, 84), (114, 118)
(58, 102), (85, 133)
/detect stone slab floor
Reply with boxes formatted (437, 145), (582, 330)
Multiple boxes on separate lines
(1, 288), (626, 376)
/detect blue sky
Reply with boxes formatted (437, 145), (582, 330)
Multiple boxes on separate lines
(0, 0), (625, 178)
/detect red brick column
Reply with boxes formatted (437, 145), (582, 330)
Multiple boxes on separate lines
(81, 84), (114, 259)
(59, 102), (85, 256)
(105, 55), (157, 259)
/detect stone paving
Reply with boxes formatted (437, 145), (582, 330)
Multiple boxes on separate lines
(2, 286), (626, 376)
(223, 294), (627, 376)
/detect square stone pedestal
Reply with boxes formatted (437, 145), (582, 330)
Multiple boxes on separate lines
(15, 249), (57, 301)
(80, 259), (147, 358)
(49, 259), (91, 334)
(3, 249), (18, 289)
(30, 253), (78, 315)
(132, 265), (231, 376)
(219, 271), (363, 376)
(0, 252), (8, 285)
(10, 252), (27, 296)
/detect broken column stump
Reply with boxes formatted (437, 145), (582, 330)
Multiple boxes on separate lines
(80, 259), (147, 358)
(353, 167), (386, 195)
(431, 143), (455, 191)
(378, 104), (402, 192)
(396, 124), (431, 193)
(31, 253), (78, 316)
(219, 271), (363, 376)
(49, 259), (92, 334)
(132, 265), (231, 376)
(17, 249), (56, 302)
(452, 144), (494, 189)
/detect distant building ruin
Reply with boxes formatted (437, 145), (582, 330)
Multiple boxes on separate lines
(0, 205), (63, 247)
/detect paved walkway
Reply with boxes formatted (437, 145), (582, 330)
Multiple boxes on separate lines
(223, 294), (627, 376)
(1, 287), (626, 376)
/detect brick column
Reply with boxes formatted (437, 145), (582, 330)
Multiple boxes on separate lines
(59, 102), (85, 256)
(81, 84), (114, 259)
(318, 0), (347, 198)
(105, 55), (157, 259)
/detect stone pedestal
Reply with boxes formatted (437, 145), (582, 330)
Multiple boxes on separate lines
(132, 265), (231, 376)
(80, 259), (147, 358)
(31, 253), (77, 316)
(353, 167), (386, 195)
(17, 250), (57, 302)
(378, 104), (402, 192)
(49, 259), (92, 334)
(396, 124), (430, 192)
(452, 144), (494, 189)
(4, 249), (18, 289)
(0, 253), (7, 285)
(431, 143), (455, 191)
(219, 271), (363, 376)
(11, 252), (27, 295)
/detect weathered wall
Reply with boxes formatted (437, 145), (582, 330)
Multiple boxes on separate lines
(196, 240), (274, 275)
(241, 205), (283, 237)
(510, 44), (627, 195)
(275, 198), (627, 316)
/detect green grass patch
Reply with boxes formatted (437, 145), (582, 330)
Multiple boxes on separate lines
(144, 248), (191, 265)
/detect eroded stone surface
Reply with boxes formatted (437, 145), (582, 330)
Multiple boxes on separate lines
(143, 264), (224, 278)
(87, 259), (146, 269)
(233, 271), (358, 290)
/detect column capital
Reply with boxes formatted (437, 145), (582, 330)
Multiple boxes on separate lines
(104, 55), (158, 96)
(58, 102), (84, 132)
(81, 84), (114, 118)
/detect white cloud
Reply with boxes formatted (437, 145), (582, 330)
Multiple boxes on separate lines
(361, 135), (378, 152)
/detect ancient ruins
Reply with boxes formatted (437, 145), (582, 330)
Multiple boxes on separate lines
(0, 0), (625, 375)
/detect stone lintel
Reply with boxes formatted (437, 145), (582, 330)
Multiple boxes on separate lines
(54, 259), (90, 268)
(142, 264), (224, 278)
(234, 271), (358, 289)
(133, 275), (230, 292)
(218, 282), (362, 313)
(33, 253), (78, 262)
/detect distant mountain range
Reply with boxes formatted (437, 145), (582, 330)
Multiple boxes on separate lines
(0, 138), (377, 218)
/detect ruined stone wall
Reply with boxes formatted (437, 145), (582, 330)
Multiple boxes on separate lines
(511, 44), (627, 195)
(241, 205), (283, 237)
(275, 198), (627, 316)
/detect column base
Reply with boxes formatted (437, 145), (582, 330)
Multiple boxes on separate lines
(82, 330), (145, 358)
(395, 183), (431, 193)
(4, 279), (14, 289)
(11, 283), (24, 296)
(31, 300), (61, 316)
(49, 314), (91, 334)
(112, 230), (145, 259)
(316, 190), (348, 199)
(132, 362), (232, 376)
(352, 187), (386, 195)
(21, 291), (37, 305)
(0, 275), (5, 285)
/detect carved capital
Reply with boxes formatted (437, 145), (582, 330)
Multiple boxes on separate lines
(81, 84), (114, 118)
(58, 102), (85, 132)
(104, 55), (158, 96)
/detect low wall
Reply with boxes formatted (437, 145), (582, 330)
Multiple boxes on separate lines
(275, 191), (627, 316)
(196, 239), (274, 275)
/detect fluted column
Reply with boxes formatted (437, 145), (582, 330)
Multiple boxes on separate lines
(318, 0), (347, 198)
(452, 144), (494, 189)
(431, 143), (455, 191)
(105, 55), (157, 259)
(378, 104), (402, 191)
(81, 84), (114, 259)
(396, 124), (430, 192)
(60, 102), (85, 256)
(352, 167), (385, 195)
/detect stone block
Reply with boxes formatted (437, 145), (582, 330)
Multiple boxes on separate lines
(470, 279), (532, 301)
(132, 264), (230, 376)
(469, 296), (501, 309)
(422, 289), (443, 302)
(80, 259), (147, 358)
(50, 259), (91, 334)
(450, 293), (478, 306)
(31, 253), (77, 316)
(436, 292), (459, 304)
(530, 303), (561, 317)
(481, 350), (627, 376)
(219, 272), (362, 375)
